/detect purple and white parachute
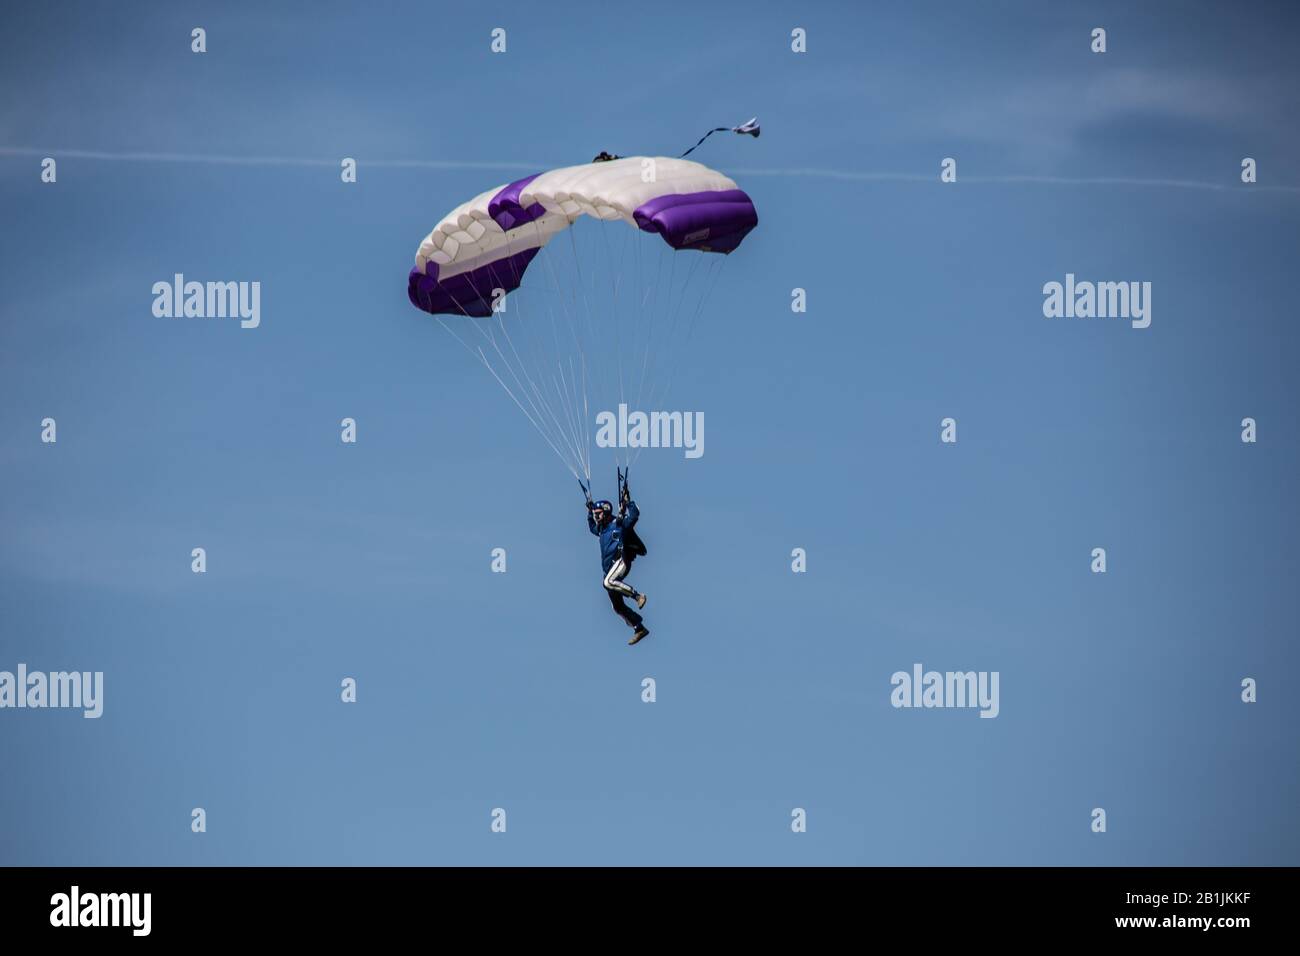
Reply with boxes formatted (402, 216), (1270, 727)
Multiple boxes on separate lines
(408, 156), (758, 480)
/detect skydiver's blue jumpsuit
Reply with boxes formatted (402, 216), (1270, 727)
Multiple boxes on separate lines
(589, 500), (644, 630)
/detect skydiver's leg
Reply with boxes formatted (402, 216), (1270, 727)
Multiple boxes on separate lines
(624, 556), (650, 608)
(623, 555), (647, 609)
(606, 589), (643, 628)
(603, 558), (638, 600)
(603, 560), (643, 628)
(605, 555), (648, 609)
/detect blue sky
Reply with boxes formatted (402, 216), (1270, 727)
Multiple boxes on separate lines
(1, 0), (1298, 865)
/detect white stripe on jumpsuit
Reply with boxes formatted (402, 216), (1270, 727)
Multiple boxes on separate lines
(603, 558), (637, 597)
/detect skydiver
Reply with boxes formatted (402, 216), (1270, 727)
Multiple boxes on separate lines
(587, 479), (649, 645)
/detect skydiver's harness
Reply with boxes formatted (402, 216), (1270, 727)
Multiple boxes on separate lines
(582, 468), (647, 559)
(580, 467), (631, 520)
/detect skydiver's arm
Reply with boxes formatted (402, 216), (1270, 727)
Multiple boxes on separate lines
(587, 508), (599, 535)
(620, 500), (639, 529)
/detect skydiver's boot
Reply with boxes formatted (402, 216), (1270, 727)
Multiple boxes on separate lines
(635, 591), (647, 610)
(629, 625), (650, 645)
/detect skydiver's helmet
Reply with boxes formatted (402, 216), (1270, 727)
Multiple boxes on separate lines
(593, 500), (614, 526)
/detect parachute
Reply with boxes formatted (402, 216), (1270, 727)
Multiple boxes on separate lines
(408, 155), (758, 480)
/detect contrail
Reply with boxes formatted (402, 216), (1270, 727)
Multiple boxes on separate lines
(732, 166), (1300, 194)
(2, 146), (1294, 193)
(0, 146), (540, 171)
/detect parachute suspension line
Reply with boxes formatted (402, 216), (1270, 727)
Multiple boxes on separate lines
(476, 346), (581, 480)
(589, 224), (614, 473)
(555, 327), (588, 481)
(630, 254), (727, 467)
(620, 235), (644, 464)
(541, 305), (587, 482)
(643, 243), (676, 438)
(466, 248), (588, 477)
(621, 227), (646, 472)
(429, 312), (580, 481)
(487, 288), (574, 462)
(561, 355), (588, 481)
(558, 354), (588, 481)
(591, 222), (613, 469)
(585, 359), (593, 479)
(542, 344), (581, 483)
(621, 227), (641, 471)
(599, 220), (633, 471)
(627, 247), (655, 421)
(565, 226), (607, 439)
(491, 216), (589, 482)
(652, 249), (704, 401)
(520, 240), (585, 480)
(534, 219), (593, 478)
(546, 224), (591, 478)
(498, 228), (582, 465)
(615, 227), (633, 471)
(564, 225), (614, 474)
(640, 255), (724, 424)
(461, 244), (568, 462)
(632, 245), (678, 418)
(663, 255), (724, 404)
(463, 330), (582, 480)
(624, 240), (651, 423)
(648, 242), (669, 409)
(498, 314), (588, 477)
(441, 276), (588, 481)
(598, 221), (624, 470)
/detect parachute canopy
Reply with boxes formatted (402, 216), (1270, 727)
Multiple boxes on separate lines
(408, 157), (757, 318)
